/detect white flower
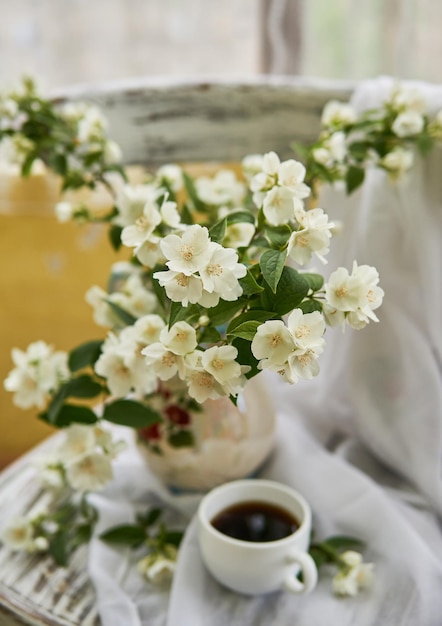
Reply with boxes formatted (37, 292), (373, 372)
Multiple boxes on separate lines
(312, 146), (333, 167)
(142, 343), (181, 381)
(278, 160), (310, 198)
(200, 243), (246, 295)
(33, 536), (50, 552)
(286, 349), (321, 383)
(160, 322), (197, 356)
(137, 545), (178, 585)
(325, 266), (362, 312)
(55, 201), (74, 223)
(114, 184), (162, 228)
(321, 302), (346, 328)
(186, 367), (225, 403)
(390, 85), (427, 114)
(4, 341), (69, 409)
(132, 314), (166, 345)
(201, 345), (243, 384)
(160, 200), (181, 228)
(288, 208), (334, 265)
(325, 262), (384, 330)
(76, 105), (108, 143)
(58, 424), (97, 461)
(95, 331), (156, 397)
(2, 517), (35, 551)
(161, 224), (212, 275)
(321, 100), (357, 127)
(121, 200), (162, 248)
(392, 111), (425, 137)
(223, 222), (255, 249)
(287, 309), (325, 353)
(262, 151), (280, 176)
(65, 452), (113, 492)
(380, 147), (414, 178)
(196, 170), (246, 206)
(0, 98), (18, 119)
(241, 153), (265, 180)
(332, 551), (374, 597)
(153, 269), (203, 306)
(135, 235), (164, 268)
(110, 274), (157, 320)
(104, 140), (122, 164)
(263, 186), (298, 226)
(312, 132), (347, 169)
(85, 285), (120, 328)
(251, 320), (294, 366)
(0, 134), (34, 167)
(156, 164), (184, 192)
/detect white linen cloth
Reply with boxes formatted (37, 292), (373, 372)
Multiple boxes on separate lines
(88, 77), (442, 626)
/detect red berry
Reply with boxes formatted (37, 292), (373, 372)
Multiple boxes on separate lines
(138, 423), (161, 441)
(164, 404), (191, 426)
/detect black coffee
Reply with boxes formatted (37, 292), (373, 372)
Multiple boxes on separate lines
(211, 500), (299, 543)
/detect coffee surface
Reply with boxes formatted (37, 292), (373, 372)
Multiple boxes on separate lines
(211, 500), (299, 542)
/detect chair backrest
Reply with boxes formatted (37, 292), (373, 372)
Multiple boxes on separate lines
(55, 76), (353, 165)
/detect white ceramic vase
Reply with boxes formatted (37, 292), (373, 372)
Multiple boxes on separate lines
(136, 374), (276, 492)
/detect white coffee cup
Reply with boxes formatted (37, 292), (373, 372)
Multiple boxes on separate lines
(197, 479), (318, 595)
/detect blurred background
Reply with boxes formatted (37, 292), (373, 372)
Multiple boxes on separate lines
(1, 0), (440, 467)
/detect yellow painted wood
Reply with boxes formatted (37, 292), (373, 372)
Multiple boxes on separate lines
(0, 172), (128, 466)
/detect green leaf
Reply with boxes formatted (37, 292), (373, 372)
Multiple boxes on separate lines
(299, 300), (323, 314)
(265, 225), (291, 249)
(207, 298), (245, 327)
(168, 429), (195, 448)
(162, 530), (184, 547)
(231, 337), (260, 379)
(51, 153), (68, 176)
(260, 249), (287, 294)
(105, 300), (137, 326)
(416, 133), (434, 155)
(136, 508), (162, 528)
(226, 310), (276, 334)
(291, 140), (310, 160)
(150, 272), (168, 311)
(21, 153), (37, 178)
(48, 531), (69, 567)
(209, 216), (227, 244)
(45, 384), (69, 424)
(269, 266), (310, 316)
(55, 404), (98, 427)
(65, 375), (103, 398)
(109, 224), (123, 251)
(321, 535), (365, 552)
(183, 172), (207, 212)
(168, 302), (200, 328)
(226, 210), (256, 225)
(198, 325), (222, 344)
(100, 524), (146, 547)
(68, 340), (104, 372)
(227, 320), (262, 341)
(239, 270), (264, 296)
(301, 272), (324, 292)
(158, 178), (177, 203)
(309, 545), (331, 569)
(180, 203), (194, 225)
(70, 523), (93, 550)
(345, 165), (365, 194)
(103, 399), (162, 429)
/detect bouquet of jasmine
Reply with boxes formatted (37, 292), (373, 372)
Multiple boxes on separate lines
(4, 147), (384, 438)
(1, 81), (383, 585)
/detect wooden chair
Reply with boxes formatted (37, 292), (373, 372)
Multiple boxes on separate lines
(0, 76), (352, 625)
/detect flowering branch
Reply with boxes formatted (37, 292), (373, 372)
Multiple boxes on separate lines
(294, 82), (442, 196)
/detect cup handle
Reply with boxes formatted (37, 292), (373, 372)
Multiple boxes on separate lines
(283, 548), (318, 594)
